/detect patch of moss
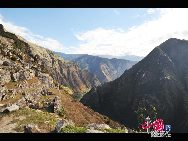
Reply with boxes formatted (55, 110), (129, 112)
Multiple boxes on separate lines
(12, 108), (58, 132)
(59, 85), (74, 95)
(58, 107), (66, 117)
(1, 93), (22, 105)
(10, 55), (17, 61)
(61, 125), (87, 133)
(104, 128), (126, 133)
(71, 93), (83, 101)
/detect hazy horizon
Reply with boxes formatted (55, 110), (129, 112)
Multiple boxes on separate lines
(1, 8), (188, 58)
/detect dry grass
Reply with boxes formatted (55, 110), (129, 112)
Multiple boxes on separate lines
(48, 88), (115, 127)
(1, 78), (122, 132)
(0, 93), (22, 105)
(4, 81), (20, 89)
(27, 77), (39, 85)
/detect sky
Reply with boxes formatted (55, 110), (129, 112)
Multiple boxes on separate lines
(0, 8), (188, 57)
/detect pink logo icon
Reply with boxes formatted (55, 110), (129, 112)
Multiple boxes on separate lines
(141, 117), (164, 132)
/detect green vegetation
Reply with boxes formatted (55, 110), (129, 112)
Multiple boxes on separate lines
(104, 128), (126, 133)
(135, 99), (158, 131)
(61, 125), (87, 133)
(58, 107), (66, 117)
(12, 108), (58, 132)
(71, 93), (83, 101)
(59, 85), (73, 95)
(10, 56), (17, 61)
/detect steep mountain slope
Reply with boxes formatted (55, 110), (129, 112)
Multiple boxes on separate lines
(56, 52), (137, 83)
(81, 38), (188, 133)
(0, 24), (125, 133)
(0, 24), (100, 93)
(74, 55), (137, 83)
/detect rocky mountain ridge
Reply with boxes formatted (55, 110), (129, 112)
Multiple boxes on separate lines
(81, 38), (188, 133)
(0, 24), (127, 133)
(56, 52), (137, 83)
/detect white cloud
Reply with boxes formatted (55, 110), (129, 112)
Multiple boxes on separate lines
(73, 8), (188, 57)
(0, 14), (65, 53)
(147, 8), (156, 15)
(1, 9), (188, 58)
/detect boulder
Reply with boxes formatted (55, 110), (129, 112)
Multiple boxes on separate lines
(0, 85), (6, 93)
(55, 119), (74, 133)
(86, 129), (104, 133)
(0, 60), (3, 65)
(11, 69), (35, 82)
(0, 70), (11, 84)
(3, 104), (19, 113)
(0, 104), (5, 113)
(11, 72), (20, 82)
(37, 73), (54, 88)
(53, 96), (61, 114)
(19, 70), (35, 81)
(18, 81), (28, 89)
(0, 104), (4, 107)
(2, 61), (10, 66)
(0, 93), (6, 101)
(16, 97), (27, 108)
(86, 123), (111, 130)
(24, 124), (43, 133)
(47, 91), (53, 95)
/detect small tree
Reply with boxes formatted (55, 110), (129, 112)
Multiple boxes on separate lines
(135, 99), (157, 132)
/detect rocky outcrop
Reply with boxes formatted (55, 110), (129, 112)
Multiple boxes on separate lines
(2, 104), (19, 113)
(11, 69), (35, 82)
(52, 96), (61, 114)
(0, 24), (128, 133)
(74, 55), (137, 83)
(36, 72), (54, 88)
(55, 119), (75, 133)
(0, 24), (101, 93)
(86, 123), (111, 130)
(56, 53), (137, 83)
(24, 124), (44, 133)
(86, 129), (104, 133)
(0, 69), (11, 84)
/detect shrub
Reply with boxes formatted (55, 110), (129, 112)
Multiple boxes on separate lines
(11, 56), (17, 61)
(104, 128), (126, 133)
(61, 125), (87, 133)
(134, 99), (158, 131)
(59, 85), (73, 95)
(72, 93), (83, 101)
(58, 107), (65, 116)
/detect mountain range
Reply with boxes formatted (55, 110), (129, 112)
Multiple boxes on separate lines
(56, 52), (137, 83)
(0, 24), (127, 133)
(1, 22), (188, 133)
(81, 38), (188, 133)
(55, 52), (143, 62)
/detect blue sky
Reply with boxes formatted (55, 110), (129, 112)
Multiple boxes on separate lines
(0, 8), (151, 46)
(0, 8), (188, 57)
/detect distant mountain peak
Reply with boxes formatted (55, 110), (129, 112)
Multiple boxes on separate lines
(159, 38), (188, 50)
(81, 38), (188, 132)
